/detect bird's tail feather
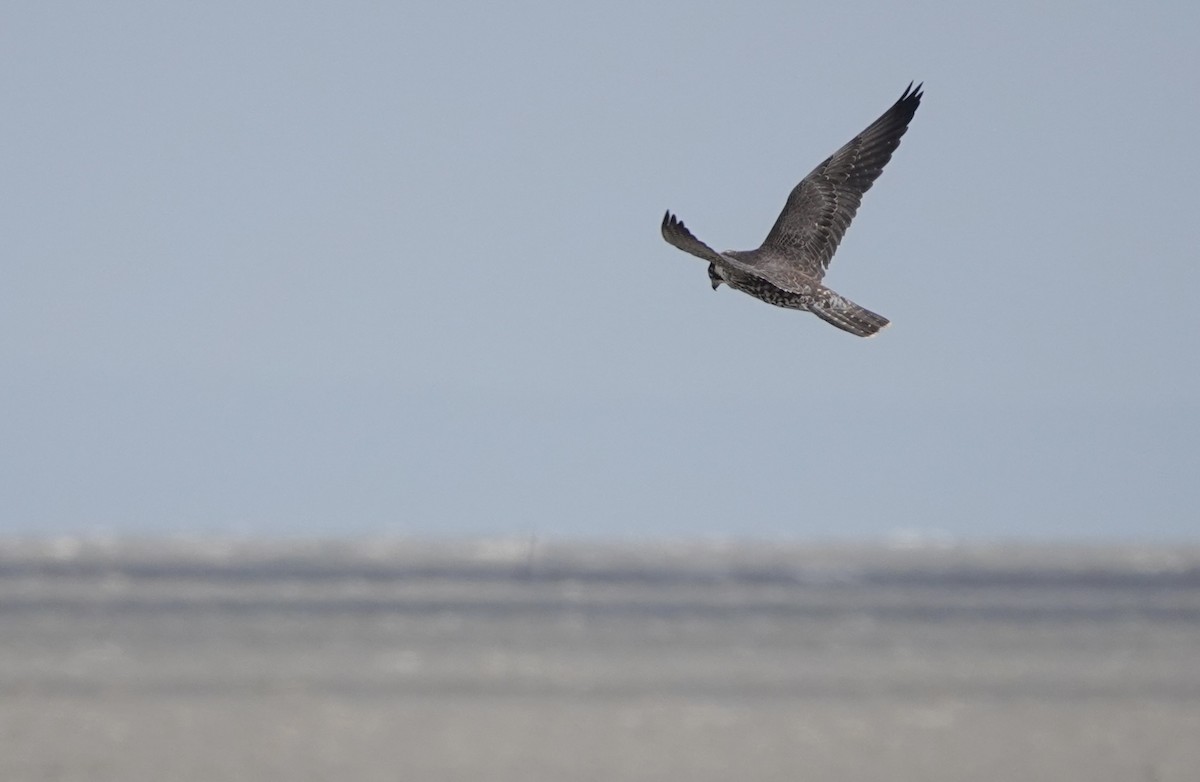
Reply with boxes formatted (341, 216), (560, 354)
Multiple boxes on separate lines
(811, 292), (890, 338)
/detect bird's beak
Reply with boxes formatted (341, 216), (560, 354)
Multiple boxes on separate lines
(710, 279), (721, 290)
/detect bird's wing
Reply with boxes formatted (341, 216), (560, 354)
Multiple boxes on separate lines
(662, 211), (820, 295)
(660, 211), (761, 274)
(756, 83), (922, 280)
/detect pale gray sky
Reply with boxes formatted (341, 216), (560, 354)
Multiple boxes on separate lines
(2, 2), (1197, 539)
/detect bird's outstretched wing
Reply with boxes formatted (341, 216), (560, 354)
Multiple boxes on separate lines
(660, 211), (728, 264)
(757, 83), (923, 280)
(661, 211), (762, 275)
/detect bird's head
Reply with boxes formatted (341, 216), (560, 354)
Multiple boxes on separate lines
(707, 263), (724, 290)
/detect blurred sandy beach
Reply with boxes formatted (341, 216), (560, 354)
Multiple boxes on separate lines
(2, 538), (1199, 781)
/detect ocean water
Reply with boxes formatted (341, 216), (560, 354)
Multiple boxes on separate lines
(1, 538), (1198, 781)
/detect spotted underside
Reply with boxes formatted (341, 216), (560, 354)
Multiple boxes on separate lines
(715, 265), (891, 338)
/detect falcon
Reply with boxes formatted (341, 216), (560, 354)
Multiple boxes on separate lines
(661, 83), (923, 337)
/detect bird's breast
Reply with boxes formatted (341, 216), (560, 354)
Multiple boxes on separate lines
(725, 276), (814, 312)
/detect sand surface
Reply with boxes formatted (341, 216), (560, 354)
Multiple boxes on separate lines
(2, 539), (1198, 781)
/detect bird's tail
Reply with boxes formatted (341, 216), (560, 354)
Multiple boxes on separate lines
(811, 289), (891, 338)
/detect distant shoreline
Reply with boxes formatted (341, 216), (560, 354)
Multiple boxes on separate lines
(3, 536), (1199, 590)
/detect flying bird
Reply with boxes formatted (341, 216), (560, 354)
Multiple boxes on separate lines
(661, 83), (923, 337)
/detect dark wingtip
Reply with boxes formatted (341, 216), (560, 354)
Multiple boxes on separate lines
(662, 210), (687, 232)
(661, 210), (679, 239)
(901, 81), (924, 104)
